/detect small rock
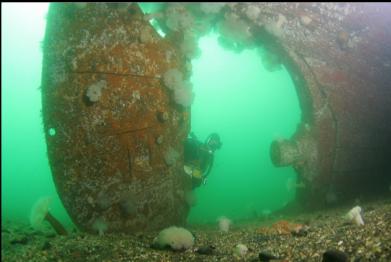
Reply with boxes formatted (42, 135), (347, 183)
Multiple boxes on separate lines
(322, 249), (348, 262)
(41, 241), (51, 250)
(259, 251), (279, 261)
(195, 245), (215, 255)
(10, 236), (28, 245)
(291, 225), (310, 237)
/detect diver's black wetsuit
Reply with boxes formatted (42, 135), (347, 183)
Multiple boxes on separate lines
(184, 137), (214, 188)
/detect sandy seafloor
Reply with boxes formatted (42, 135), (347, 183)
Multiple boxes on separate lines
(2, 198), (391, 262)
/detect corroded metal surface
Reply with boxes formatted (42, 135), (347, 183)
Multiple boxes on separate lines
(217, 3), (390, 206)
(41, 3), (192, 233)
(238, 3), (391, 205)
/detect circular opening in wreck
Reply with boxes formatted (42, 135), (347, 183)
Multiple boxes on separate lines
(187, 33), (302, 223)
(138, 3), (304, 223)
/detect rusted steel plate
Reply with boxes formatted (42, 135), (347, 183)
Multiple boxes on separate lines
(41, 3), (191, 233)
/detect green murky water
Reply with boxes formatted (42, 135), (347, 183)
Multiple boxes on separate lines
(188, 34), (300, 223)
(2, 3), (300, 229)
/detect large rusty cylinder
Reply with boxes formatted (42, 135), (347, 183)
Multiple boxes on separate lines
(41, 3), (192, 233)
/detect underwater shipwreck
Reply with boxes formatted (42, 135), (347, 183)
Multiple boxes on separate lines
(7, 2), (387, 261)
(41, 2), (391, 233)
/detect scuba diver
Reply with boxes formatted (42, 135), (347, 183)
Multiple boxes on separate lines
(184, 132), (222, 189)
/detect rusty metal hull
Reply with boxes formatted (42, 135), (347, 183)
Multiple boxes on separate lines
(251, 3), (391, 206)
(41, 3), (191, 233)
